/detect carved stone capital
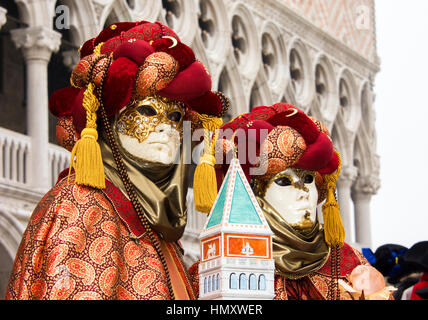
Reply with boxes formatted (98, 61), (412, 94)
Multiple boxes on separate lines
(0, 7), (7, 30)
(11, 26), (62, 62)
(352, 175), (381, 196)
(338, 165), (358, 184)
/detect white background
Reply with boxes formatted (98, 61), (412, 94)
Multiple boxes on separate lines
(370, 0), (428, 250)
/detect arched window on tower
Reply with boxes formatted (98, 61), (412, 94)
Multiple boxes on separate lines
(258, 274), (266, 290)
(208, 275), (212, 292)
(204, 277), (207, 293)
(239, 273), (247, 290)
(229, 273), (238, 289)
(216, 273), (220, 290)
(249, 274), (257, 290)
(211, 275), (216, 292)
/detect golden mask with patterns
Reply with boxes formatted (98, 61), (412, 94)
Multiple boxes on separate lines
(253, 168), (316, 198)
(116, 95), (184, 143)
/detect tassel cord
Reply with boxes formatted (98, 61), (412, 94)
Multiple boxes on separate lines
(193, 114), (223, 213)
(95, 55), (175, 299)
(322, 150), (345, 248)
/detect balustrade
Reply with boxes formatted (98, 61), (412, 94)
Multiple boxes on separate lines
(0, 127), (69, 190)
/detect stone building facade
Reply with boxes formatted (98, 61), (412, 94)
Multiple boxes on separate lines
(0, 0), (380, 299)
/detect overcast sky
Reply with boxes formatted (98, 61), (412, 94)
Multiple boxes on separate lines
(370, 0), (428, 250)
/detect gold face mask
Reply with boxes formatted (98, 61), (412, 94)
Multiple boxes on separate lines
(116, 95), (184, 143)
(253, 168), (315, 198)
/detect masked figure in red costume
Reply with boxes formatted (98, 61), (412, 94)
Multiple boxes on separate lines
(189, 103), (393, 300)
(5, 21), (228, 300)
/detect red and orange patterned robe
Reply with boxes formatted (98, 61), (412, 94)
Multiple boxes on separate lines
(188, 243), (369, 300)
(5, 171), (195, 300)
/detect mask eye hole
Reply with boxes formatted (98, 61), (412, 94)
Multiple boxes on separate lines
(304, 174), (314, 184)
(136, 105), (157, 117)
(274, 177), (292, 187)
(168, 112), (182, 122)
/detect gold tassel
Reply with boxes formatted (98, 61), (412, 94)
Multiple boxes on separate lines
(68, 83), (105, 189)
(193, 114), (223, 213)
(322, 150), (345, 247)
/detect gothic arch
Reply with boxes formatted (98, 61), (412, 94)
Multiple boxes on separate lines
(286, 37), (314, 108)
(0, 208), (24, 298)
(217, 58), (247, 118)
(359, 81), (374, 137)
(229, 3), (260, 81)
(352, 131), (380, 195)
(282, 81), (298, 109)
(52, 0), (94, 46)
(15, 0), (60, 27)
(196, 0), (231, 62)
(160, 0), (198, 44)
(100, 1), (132, 30)
(190, 34), (212, 81)
(249, 67), (273, 110)
(353, 134), (371, 178)
(336, 68), (361, 133)
(311, 53), (338, 124)
(260, 21), (287, 99)
(14, 0), (32, 26)
(124, 0), (162, 23)
(331, 122), (352, 168)
(0, 209), (22, 262)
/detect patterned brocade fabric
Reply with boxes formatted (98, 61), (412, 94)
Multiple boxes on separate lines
(188, 243), (369, 300)
(274, 244), (370, 300)
(5, 174), (193, 300)
(188, 263), (200, 298)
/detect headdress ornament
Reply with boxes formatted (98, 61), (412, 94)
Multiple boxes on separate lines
(49, 21), (228, 192)
(216, 103), (344, 247)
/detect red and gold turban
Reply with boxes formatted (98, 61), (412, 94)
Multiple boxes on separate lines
(217, 103), (339, 181)
(48, 21), (228, 191)
(216, 103), (345, 247)
(49, 21), (227, 133)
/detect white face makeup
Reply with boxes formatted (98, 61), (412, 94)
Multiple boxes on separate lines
(115, 96), (183, 165)
(118, 122), (181, 165)
(264, 168), (318, 230)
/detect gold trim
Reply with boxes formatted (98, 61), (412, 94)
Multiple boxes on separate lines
(286, 108), (298, 117)
(162, 36), (178, 49)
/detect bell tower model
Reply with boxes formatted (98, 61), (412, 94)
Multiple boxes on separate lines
(198, 158), (275, 300)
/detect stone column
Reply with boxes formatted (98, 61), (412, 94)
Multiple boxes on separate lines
(336, 165), (358, 243)
(0, 7), (7, 30)
(11, 26), (62, 193)
(351, 176), (380, 248)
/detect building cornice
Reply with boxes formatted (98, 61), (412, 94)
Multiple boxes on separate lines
(246, 0), (380, 78)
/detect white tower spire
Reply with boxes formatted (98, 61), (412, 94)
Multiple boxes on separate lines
(198, 158), (275, 300)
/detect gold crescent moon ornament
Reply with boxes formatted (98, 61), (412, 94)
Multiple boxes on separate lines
(286, 108), (298, 117)
(162, 36), (178, 49)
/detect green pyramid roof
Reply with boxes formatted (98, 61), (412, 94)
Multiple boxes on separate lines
(205, 160), (264, 229)
(228, 172), (262, 225)
(206, 174), (230, 229)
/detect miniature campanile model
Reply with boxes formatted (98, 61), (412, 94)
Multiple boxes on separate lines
(198, 158), (275, 300)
